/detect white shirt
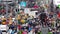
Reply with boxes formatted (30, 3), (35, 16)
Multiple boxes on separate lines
(8, 29), (12, 34)
(28, 31), (35, 34)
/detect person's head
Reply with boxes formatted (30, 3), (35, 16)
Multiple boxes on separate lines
(9, 16), (12, 20)
(24, 29), (27, 32)
(32, 2), (35, 4)
(15, 22), (17, 25)
(32, 28), (35, 32)
(43, 24), (46, 27)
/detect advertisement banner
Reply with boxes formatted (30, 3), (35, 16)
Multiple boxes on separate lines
(29, 11), (38, 18)
(24, 8), (30, 14)
(53, 0), (60, 6)
(20, 1), (27, 7)
(0, 25), (8, 31)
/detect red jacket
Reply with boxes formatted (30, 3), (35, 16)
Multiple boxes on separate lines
(57, 13), (60, 18)
(18, 25), (21, 30)
(1, 9), (6, 13)
(33, 5), (38, 8)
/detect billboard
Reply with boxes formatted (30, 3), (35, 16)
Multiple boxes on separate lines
(20, 1), (27, 7)
(53, 0), (60, 6)
(0, 25), (9, 31)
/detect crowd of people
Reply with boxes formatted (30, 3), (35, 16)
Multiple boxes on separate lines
(0, 8), (60, 34)
(0, 0), (60, 34)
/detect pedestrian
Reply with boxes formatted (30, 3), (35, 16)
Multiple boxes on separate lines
(22, 29), (28, 34)
(28, 29), (35, 34)
(40, 12), (47, 25)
